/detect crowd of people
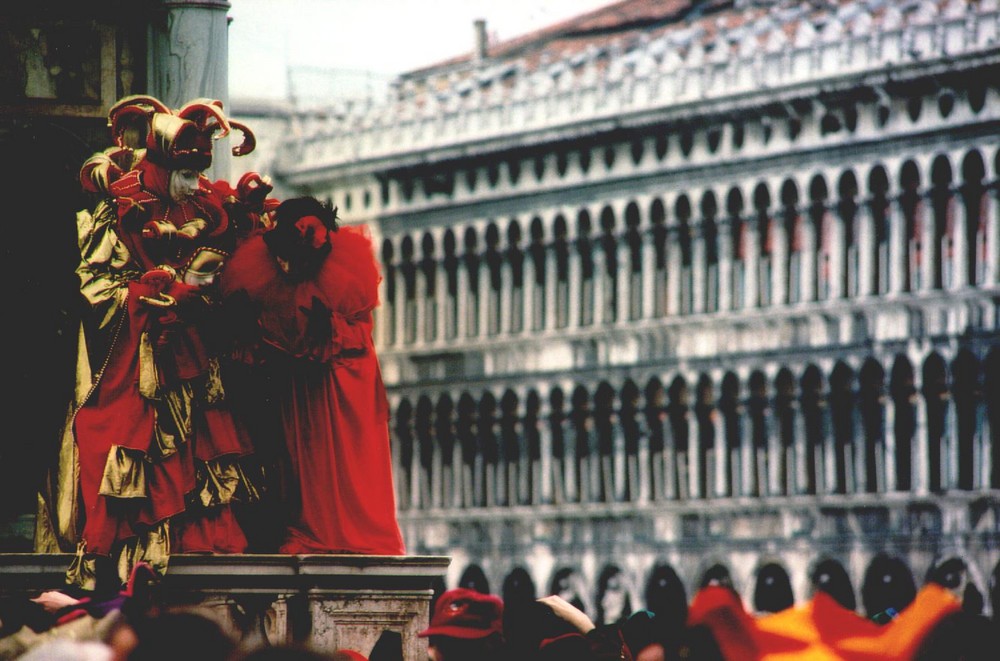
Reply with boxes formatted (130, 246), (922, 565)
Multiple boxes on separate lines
(0, 555), (996, 660)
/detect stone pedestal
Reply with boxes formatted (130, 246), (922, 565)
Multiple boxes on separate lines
(0, 554), (449, 660)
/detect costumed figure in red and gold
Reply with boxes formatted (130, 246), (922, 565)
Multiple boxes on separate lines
(219, 197), (405, 555)
(35, 95), (268, 587)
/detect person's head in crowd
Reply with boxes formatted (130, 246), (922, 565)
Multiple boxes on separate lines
(417, 588), (504, 661)
(596, 565), (632, 626)
(503, 597), (579, 657)
(128, 610), (235, 661)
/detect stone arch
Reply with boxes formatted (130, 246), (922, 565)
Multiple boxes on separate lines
(838, 170), (860, 299)
(868, 165), (892, 295)
(400, 235), (417, 343)
(782, 178), (804, 304)
(960, 149), (987, 286)
(500, 388), (522, 505)
(484, 222), (503, 336)
(810, 557), (856, 611)
(747, 370), (769, 496)
(571, 384), (595, 502)
(858, 358), (886, 493)
(829, 361), (856, 494)
(459, 564), (491, 594)
(668, 375), (691, 497)
(415, 395), (436, 508)
(695, 373), (716, 498)
(506, 219), (525, 334)
(930, 154), (955, 290)
(553, 214), (570, 328)
(395, 398), (415, 509)
(463, 226), (481, 337)
(951, 350), (980, 490)
(420, 232), (437, 342)
(529, 216), (547, 331)
(435, 394), (457, 503)
(719, 372), (741, 496)
(625, 201), (643, 320)
(442, 229), (459, 339)
(675, 194), (694, 314)
(890, 355), (916, 492)
(699, 562), (734, 590)
(800, 364), (825, 495)
(650, 197), (668, 316)
(727, 186), (747, 310)
(808, 174), (831, 302)
(595, 563), (633, 626)
(753, 182), (773, 307)
(773, 368), (796, 495)
(701, 190), (720, 312)
(644, 562), (687, 625)
(599, 205), (618, 323)
(550, 566), (587, 613)
(899, 160), (922, 292)
(922, 352), (949, 493)
(753, 562), (794, 614)
(502, 566), (537, 606)
(477, 391), (499, 507)
(577, 209), (595, 326)
(620, 379), (642, 501)
(861, 553), (916, 619)
(985, 349), (1000, 488)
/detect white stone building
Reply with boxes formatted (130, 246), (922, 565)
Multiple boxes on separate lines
(269, 0), (1000, 622)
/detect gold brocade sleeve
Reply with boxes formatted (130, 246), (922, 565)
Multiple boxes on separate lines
(76, 202), (140, 329)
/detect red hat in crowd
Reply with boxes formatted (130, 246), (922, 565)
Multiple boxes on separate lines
(418, 588), (504, 640)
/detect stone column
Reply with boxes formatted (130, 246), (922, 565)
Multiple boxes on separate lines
(435, 262), (448, 345)
(800, 212), (817, 303)
(692, 225), (706, 314)
(771, 219), (788, 306)
(612, 417), (627, 502)
(666, 232), (682, 315)
(689, 411), (702, 499)
(498, 259), (513, 337)
(718, 225), (734, 312)
(919, 193), (934, 293)
(523, 256), (537, 335)
(545, 245), (559, 332)
(986, 186), (1000, 285)
(568, 244), (583, 329)
(943, 393), (959, 491)
(889, 196), (906, 294)
(951, 187), (969, 290)
(913, 386), (930, 496)
(857, 200), (876, 297)
(635, 414), (651, 504)
(740, 403), (755, 497)
(413, 268), (427, 346)
(593, 250), (607, 326)
(744, 225), (759, 309)
(713, 407), (727, 498)
(456, 262), (470, 340)
(884, 396), (897, 492)
(477, 260), (490, 341)
(641, 230), (657, 319)
(828, 206), (846, 300)
(538, 403), (554, 504)
(617, 241), (631, 323)
(150, 0), (232, 180)
(663, 414), (678, 500)
(792, 400), (808, 495)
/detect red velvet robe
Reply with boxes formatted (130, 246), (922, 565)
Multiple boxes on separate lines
(220, 227), (405, 555)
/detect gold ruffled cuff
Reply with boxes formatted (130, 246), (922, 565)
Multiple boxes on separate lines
(98, 445), (148, 499)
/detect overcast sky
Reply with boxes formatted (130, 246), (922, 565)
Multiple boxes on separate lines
(228, 0), (614, 100)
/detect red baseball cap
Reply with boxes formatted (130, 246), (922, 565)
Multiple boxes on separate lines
(418, 588), (504, 639)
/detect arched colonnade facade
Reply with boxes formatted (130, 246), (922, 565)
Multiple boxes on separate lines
(391, 348), (1000, 513)
(376, 147), (1000, 352)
